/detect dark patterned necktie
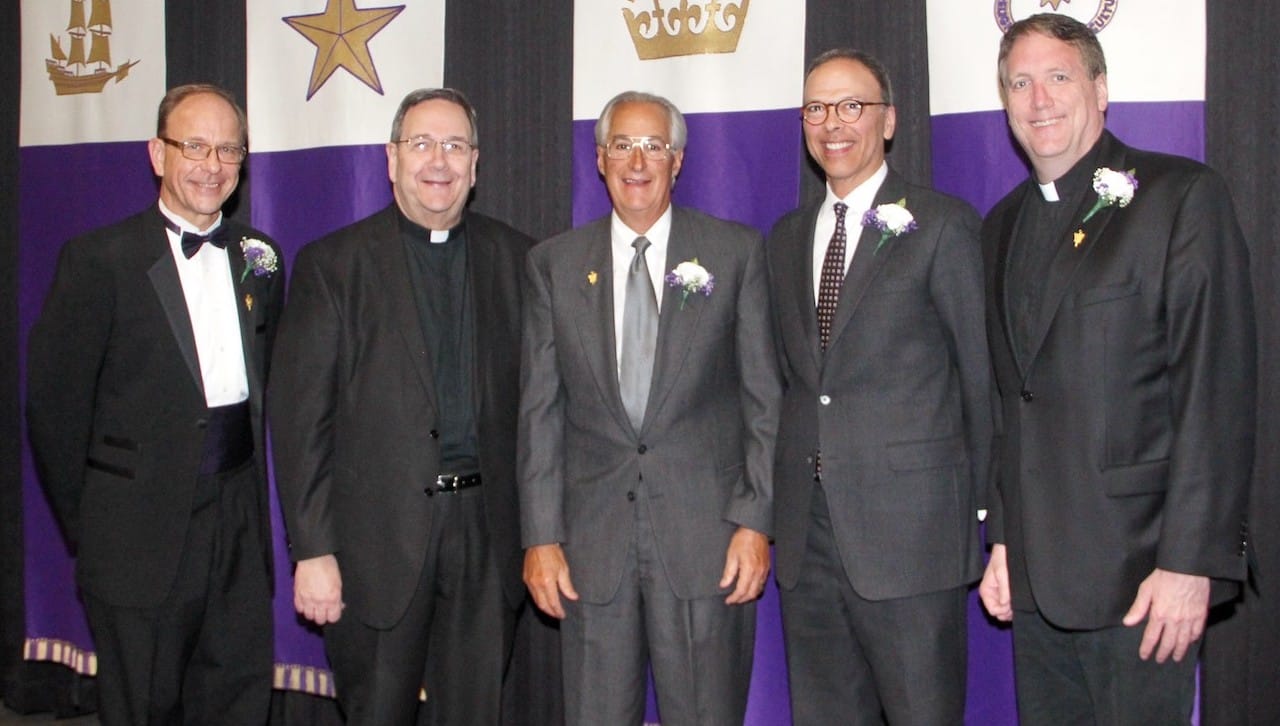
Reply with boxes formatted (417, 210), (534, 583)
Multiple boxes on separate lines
(620, 236), (659, 431)
(816, 201), (848, 350)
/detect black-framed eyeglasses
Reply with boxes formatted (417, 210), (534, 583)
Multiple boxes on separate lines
(395, 136), (475, 157)
(159, 137), (248, 164)
(801, 98), (889, 125)
(602, 136), (673, 161)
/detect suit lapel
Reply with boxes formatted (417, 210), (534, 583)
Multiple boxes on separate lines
(783, 203), (824, 372)
(644, 209), (705, 432)
(825, 173), (905, 352)
(573, 223), (633, 434)
(996, 184), (1032, 379)
(1023, 144), (1129, 372)
(372, 209), (438, 413)
(146, 215), (204, 394)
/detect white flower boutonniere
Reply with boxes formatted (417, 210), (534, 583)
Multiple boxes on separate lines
(862, 198), (918, 254)
(240, 238), (279, 283)
(1082, 167), (1138, 224)
(665, 258), (715, 310)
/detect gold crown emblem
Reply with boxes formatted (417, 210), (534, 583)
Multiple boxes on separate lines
(622, 0), (750, 61)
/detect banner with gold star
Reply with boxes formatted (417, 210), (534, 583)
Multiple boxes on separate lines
(247, 0), (443, 153)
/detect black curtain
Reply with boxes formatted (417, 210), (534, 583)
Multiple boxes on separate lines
(1202, 3), (1280, 724)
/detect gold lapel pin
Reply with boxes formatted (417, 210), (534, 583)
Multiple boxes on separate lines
(1073, 229), (1086, 248)
(245, 293), (254, 312)
(587, 270), (598, 286)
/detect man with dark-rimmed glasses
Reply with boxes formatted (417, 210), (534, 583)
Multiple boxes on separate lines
(28, 83), (283, 724)
(766, 49), (992, 724)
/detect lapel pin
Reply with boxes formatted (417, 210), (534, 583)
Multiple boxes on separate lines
(245, 293), (254, 312)
(587, 270), (598, 286)
(1073, 229), (1086, 248)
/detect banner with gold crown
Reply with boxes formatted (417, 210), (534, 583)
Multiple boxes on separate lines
(17, 0), (166, 681)
(572, 0), (806, 232)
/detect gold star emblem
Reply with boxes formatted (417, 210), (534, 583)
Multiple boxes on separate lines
(1040, 0), (1067, 10)
(284, 0), (405, 100)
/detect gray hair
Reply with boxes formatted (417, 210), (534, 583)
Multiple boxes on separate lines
(594, 91), (687, 151)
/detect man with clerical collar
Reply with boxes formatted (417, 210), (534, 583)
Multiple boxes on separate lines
(519, 90), (781, 724)
(270, 88), (534, 724)
(978, 13), (1255, 724)
(27, 83), (283, 723)
(766, 49), (991, 724)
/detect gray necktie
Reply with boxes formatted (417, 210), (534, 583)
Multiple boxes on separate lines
(620, 236), (658, 431)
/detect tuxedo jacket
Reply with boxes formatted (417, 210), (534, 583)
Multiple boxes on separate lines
(767, 169), (991, 599)
(27, 205), (285, 608)
(270, 205), (533, 628)
(982, 132), (1255, 629)
(518, 206), (782, 603)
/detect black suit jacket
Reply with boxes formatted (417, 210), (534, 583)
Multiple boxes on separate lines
(270, 205), (533, 628)
(768, 169), (992, 599)
(982, 133), (1255, 629)
(27, 204), (285, 608)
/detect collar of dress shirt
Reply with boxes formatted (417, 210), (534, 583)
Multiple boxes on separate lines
(159, 199), (224, 237)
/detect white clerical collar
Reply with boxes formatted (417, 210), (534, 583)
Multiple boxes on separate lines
(1038, 181), (1060, 202)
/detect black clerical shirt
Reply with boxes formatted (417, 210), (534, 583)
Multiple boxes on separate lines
(400, 212), (481, 476)
(1006, 133), (1112, 365)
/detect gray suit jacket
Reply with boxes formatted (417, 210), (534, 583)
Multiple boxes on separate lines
(768, 170), (992, 600)
(982, 133), (1254, 629)
(519, 206), (782, 603)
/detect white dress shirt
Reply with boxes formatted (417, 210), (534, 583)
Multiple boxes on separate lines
(811, 162), (889, 305)
(159, 200), (250, 407)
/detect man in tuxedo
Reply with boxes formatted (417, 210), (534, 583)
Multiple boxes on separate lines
(269, 88), (532, 725)
(978, 14), (1255, 724)
(27, 84), (282, 724)
(519, 91), (781, 725)
(766, 50), (991, 725)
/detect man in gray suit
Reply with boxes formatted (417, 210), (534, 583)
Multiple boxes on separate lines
(519, 90), (782, 725)
(767, 50), (992, 724)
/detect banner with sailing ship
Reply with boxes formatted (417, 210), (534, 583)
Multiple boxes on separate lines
(19, 0), (164, 145)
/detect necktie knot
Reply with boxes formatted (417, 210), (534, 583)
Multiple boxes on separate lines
(833, 201), (848, 221)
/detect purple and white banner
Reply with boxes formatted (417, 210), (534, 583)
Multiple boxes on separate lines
(19, 0), (167, 679)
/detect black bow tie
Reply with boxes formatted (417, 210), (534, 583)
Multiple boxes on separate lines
(166, 219), (229, 258)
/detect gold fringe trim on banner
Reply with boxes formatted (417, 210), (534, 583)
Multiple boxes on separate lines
(23, 637), (98, 676)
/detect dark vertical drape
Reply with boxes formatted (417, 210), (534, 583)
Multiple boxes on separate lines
(800, 0), (931, 206)
(0, 0), (22, 712)
(1202, 3), (1280, 725)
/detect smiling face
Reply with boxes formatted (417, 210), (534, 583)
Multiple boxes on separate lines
(1001, 31), (1108, 182)
(802, 57), (895, 198)
(387, 98), (478, 230)
(596, 101), (683, 234)
(148, 92), (244, 229)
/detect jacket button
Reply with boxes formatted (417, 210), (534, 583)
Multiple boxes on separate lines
(196, 418), (208, 428)
(423, 487), (434, 497)
(638, 444), (647, 454)
(626, 491), (636, 502)
(1020, 390), (1034, 402)
(429, 429), (439, 439)
(819, 395), (831, 405)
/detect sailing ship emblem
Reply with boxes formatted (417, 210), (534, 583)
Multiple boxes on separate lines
(46, 0), (140, 96)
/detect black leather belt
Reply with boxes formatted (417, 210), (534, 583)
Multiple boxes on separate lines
(426, 473), (482, 496)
